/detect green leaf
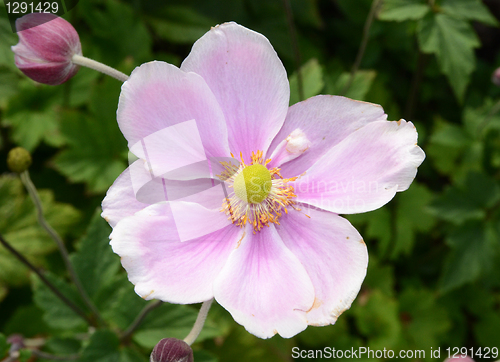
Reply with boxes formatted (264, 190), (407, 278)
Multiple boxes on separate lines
(71, 209), (119, 299)
(32, 272), (87, 330)
(417, 12), (480, 101)
(0, 333), (8, 359)
(378, 0), (430, 21)
(289, 58), (324, 105)
(440, 220), (498, 293)
(3, 85), (65, 151)
(429, 172), (500, 224)
(149, 6), (214, 44)
(474, 311), (500, 347)
(78, 330), (120, 362)
(353, 290), (401, 350)
(18, 349), (31, 362)
(0, 176), (80, 287)
(330, 70), (377, 101)
(53, 78), (128, 193)
(120, 348), (148, 362)
(133, 303), (224, 348)
(441, 0), (499, 27)
(3, 305), (49, 337)
(392, 182), (436, 258)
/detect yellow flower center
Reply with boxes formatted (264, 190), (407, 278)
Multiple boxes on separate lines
(233, 164), (272, 204)
(217, 151), (303, 233)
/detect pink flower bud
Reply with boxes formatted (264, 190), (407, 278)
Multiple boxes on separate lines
(150, 338), (194, 362)
(11, 13), (82, 85)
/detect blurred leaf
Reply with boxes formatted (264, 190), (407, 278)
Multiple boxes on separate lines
(0, 333), (7, 359)
(353, 290), (401, 350)
(347, 208), (392, 257)
(429, 121), (471, 147)
(3, 85), (64, 151)
(330, 70), (377, 101)
(133, 303), (224, 348)
(392, 182), (436, 258)
(474, 311), (500, 347)
(31, 271), (87, 330)
(0, 175), (80, 287)
(0, 70), (19, 109)
(120, 347), (148, 362)
(53, 79), (128, 193)
(149, 6), (213, 44)
(3, 305), (49, 337)
(440, 220), (498, 293)
(428, 172), (500, 224)
(417, 12), (480, 101)
(378, 0), (430, 21)
(0, 14), (19, 72)
(78, 330), (120, 362)
(18, 349), (31, 362)
(289, 58), (324, 105)
(441, 0), (499, 27)
(399, 288), (451, 352)
(71, 210), (119, 299)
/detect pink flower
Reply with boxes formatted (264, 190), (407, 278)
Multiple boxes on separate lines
(11, 13), (82, 85)
(102, 22), (425, 338)
(445, 356), (475, 362)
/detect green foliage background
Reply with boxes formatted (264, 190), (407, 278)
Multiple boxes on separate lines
(0, 0), (500, 361)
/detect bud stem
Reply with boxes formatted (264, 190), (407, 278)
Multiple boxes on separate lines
(72, 54), (129, 82)
(20, 171), (106, 327)
(183, 298), (214, 346)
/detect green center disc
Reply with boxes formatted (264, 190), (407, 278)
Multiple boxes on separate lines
(233, 164), (272, 204)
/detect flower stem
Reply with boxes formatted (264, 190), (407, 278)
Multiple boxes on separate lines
(0, 233), (92, 326)
(341, 0), (382, 96)
(72, 54), (129, 82)
(121, 300), (163, 341)
(183, 299), (214, 346)
(19, 171), (106, 327)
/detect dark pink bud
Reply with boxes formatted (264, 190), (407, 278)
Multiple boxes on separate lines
(492, 67), (500, 86)
(11, 13), (82, 85)
(150, 338), (194, 362)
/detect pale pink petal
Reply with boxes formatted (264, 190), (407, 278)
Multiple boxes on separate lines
(444, 357), (475, 362)
(181, 22), (289, 161)
(213, 225), (314, 339)
(110, 203), (241, 303)
(276, 208), (368, 326)
(102, 159), (164, 227)
(117, 61), (230, 165)
(292, 120), (425, 214)
(267, 96), (388, 178)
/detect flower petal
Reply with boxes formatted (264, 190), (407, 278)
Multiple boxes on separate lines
(117, 61), (230, 165)
(181, 22), (289, 161)
(213, 225), (314, 338)
(292, 120), (425, 214)
(276, 208), (368, 326)
(110, 203), (241, 303)
(267, 95), (388, 177)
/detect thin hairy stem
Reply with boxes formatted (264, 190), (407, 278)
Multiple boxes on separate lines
(20, 171), (106, 327)
(282, 0), (304, 101)
(72, 54), (129, 82)
(121, 300), (163, 341)
(0, 233), (92, 326)
(184, 299), (214, 345)
(341, 0), (382, 95)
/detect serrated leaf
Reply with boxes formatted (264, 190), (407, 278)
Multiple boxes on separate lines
(78, 330), (120, 362)
(71, 210), (119, 299)
(378, 0), (430, 21)
(441, 0), (498, 26)
(440, 220), (498, 293)
(417, 13), (480, 101)
(53, 78), (128, 193)
(0, 176), (80, 287)
(133, 303), (224, 348)
(32, 272), (87, 330)
(289, 58), (324, 105)
(428, 172), (500, 224)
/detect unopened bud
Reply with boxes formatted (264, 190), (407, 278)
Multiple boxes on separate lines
(7, 147), (32, 173)
(150, 338), (194, 362)
(492, 68), (500, 86)
(11, 13), (82, 85)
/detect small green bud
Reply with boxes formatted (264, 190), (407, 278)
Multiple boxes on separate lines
(7, 147), (32, 173)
